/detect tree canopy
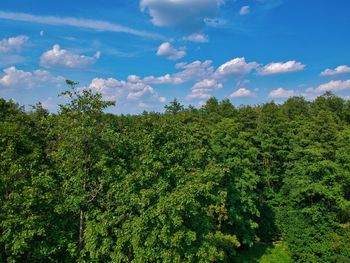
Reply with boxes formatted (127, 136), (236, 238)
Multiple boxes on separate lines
(0, 87), (349, 262)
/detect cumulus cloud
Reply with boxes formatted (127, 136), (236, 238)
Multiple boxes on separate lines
(320, 65), (350, 77)
(268, 87), (296, 98)
(239, 6), (250, 15)
(156, 42), (186, 60)
(87, 76), (166, 105)
(214, 57), (258, 79)
(258, 60), (305, 76)
(174, 60), (214, 81)
(188, 79), (222, 99)
(0, 66), (64, 89)
(0, 35), (28, 54)
(141, 57), (277, 100)
(144, 60), (214, 86)
(140, 0), (223, 31)
(192, 79), (222, 90)
(143, 74), (183, 85)
(305, 80), (350, 97)
(143, 60), (216, 99)
(230, 87), (255, 98)
(187, 90), (212, 100)
(183, 33), (208, 43)
(40, 44), (100, 69)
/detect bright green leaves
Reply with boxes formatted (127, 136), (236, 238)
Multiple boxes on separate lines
(280, 106), (350, 262)
(1, 91), (350, 262)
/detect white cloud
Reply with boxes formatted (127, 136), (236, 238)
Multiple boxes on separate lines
(268, 87), (296, 98)
(144, 60), (214, 86)
(140, 0), (223, 31)
(320, 65), (350, 77)
(87, 76), (166, 106)
(305, 80), (350, 96)
(192, 79), (222, 90)
(183, 33), (208, 43)
(230, 87), (255, 98)
(40, 44), (100, 69)
(188, 78), (222, 99)
(143, 74), (183, 85)
(156, 42), (186, 60)
(0, 66), (64, 89)
(0, 35), (28, 54)
(214, 57), (258, 79)
(174, 60), (214, 81)
(138, 101), (152, 108)
(258, 60), (305, 76)
(187, 90), (212, 100)
(142, 57), (268, 100)
(0, 11), (164, 40)
(240, 6), (250, 15)
(140, 60), (216, 100)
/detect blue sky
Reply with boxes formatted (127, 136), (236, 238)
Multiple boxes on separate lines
(0, 0), (350, 113)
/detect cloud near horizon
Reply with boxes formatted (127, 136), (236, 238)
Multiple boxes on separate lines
(0, 66), (64, 89)
(305, 79), (350, 96)
(230, 87), (255, 98)
(87, 76), (166, 108)
(268, 87), (296, 98)
(188, 79), (223, 99)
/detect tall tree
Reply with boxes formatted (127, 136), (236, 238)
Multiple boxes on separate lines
(51, 80), (115, 258)
(164, 98), (184, 114)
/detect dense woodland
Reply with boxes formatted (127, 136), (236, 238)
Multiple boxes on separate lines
(0, 82), (350, 262)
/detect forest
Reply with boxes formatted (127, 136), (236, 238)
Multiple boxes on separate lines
(0, 81), (349, 263)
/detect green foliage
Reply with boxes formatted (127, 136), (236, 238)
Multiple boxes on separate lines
(235, 242), (292, 263)
(1, 91), (349, 262)
(164, 98), (184, 114)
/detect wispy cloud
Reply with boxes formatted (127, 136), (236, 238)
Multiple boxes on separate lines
(183, 33), (209, 43)
(0, 11), (165, 40)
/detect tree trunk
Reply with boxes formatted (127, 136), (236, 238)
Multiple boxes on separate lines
(79, 209), (84, 251)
